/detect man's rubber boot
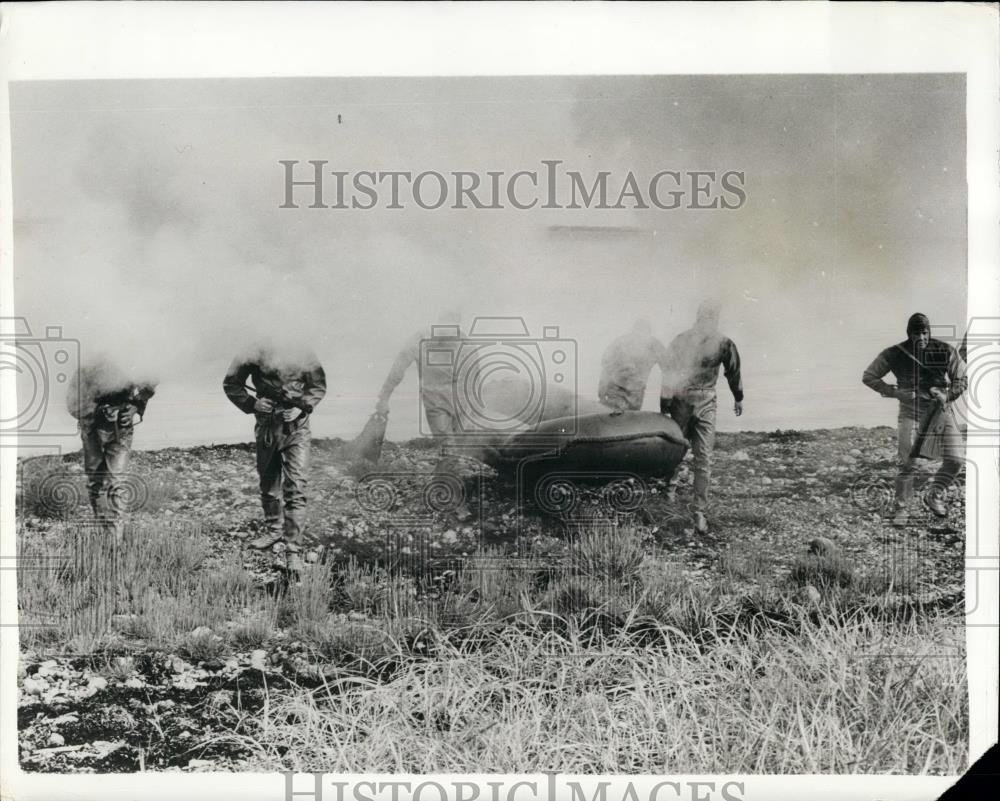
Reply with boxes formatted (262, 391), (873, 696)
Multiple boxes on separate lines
(891, 505), (912, 527)
(693, 511), (709, 535)
(249, 530), (284, 550)
(923, 491), (948, 518)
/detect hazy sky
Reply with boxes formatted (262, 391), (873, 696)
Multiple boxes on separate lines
(11, 75), (967, 447)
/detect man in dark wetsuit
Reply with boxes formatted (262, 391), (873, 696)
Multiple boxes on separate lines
(862, 312), (966, 525)
(66, 358), (156, 528)
(660, 300), (744, 535)
(224, 346), (327, 571)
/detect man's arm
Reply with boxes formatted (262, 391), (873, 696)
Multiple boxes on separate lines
(862, 349), (898, 398)
(126, 383), (157, 421)
(223, 359), (257, 414)
(301, 362), (327, 412)
(722, 338), (744, 403)
(945, 345), (968, 402)
(65, 368), (89, 420)
(376, 336), (419, 411)
(658, 336), (684, 399)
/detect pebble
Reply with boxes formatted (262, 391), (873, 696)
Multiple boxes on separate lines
(124, 677), (145, 689)
(803, 585), (822, 604)
(808, 537), (838, 556)
(47, 732), (65, 747)
(250, 650), (268, 670)
(22, 677), (47, 696)
(731, 450), (751, 461)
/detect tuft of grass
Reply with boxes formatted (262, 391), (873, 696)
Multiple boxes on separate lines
(178, 627), (227, 662)
(719, 543), (771, 583)
(230, 612), (276, 651)
(789, 553), (857, 591)
(569, 526), (646, 589)
(18, 457), (87, 519)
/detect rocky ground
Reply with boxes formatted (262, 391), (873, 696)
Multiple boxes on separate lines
(14, 426), (967, 772)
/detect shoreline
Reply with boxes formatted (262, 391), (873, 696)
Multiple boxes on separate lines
(18, 423), (899, 460)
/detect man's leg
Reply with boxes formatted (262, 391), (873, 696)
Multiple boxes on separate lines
(100, 429), (134, 609)
(689, 395), (717, 533)
(894, 414), (917, 501)
(81, 426), (106, 516)
(250, 421), (284, 549)
(891, 413), (918, 525)
(924, 409), (964, 517)
(661, 398), (690, 504)
(281, 418), (311, 552)
(103, 428), (134, 520)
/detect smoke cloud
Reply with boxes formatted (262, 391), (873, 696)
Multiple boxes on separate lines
(10, 75), (967, 446)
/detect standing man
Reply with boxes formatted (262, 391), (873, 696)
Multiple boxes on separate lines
(660, 300), (744, 535)
(66, 356), (157, 529)
(862, 312), (966, 525)
(224, 345), (326, 572)
(597, 319), (669, 412)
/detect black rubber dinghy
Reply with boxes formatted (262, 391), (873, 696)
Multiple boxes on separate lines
(486, 410), (689, 487)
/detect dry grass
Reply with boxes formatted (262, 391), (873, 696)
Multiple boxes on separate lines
(221, 611), (966, 774)
(16, 518), (968, 774)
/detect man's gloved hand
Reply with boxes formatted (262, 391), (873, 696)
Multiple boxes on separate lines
(375, 397), (390, 415)
(281, 407), (303, 423)
(118, 404), (139, 426)
(929, 387), (947, 405)
(893, 387), (916, 402)
(254, 397), (275, 413)
(734, 401), (743, 417)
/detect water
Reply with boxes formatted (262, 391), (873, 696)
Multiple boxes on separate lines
(16, 365), (915, 457)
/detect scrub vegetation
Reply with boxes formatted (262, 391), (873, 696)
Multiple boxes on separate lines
(15, 427), (968, 773)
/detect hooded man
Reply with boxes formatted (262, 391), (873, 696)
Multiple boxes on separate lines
(224, 345), (327, 571)
(862, 312), (966, 525)
(660, 300), (744, 534)
(66, 357), (156, 526)
(597, 319), (669, 412)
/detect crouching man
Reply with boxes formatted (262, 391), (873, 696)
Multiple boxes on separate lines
(862, 312), (966, 526)
(224, 346), (327, 572)
(66, 357), (156, 530)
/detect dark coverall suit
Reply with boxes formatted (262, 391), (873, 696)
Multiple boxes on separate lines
(660, 328), (743, 513)
(224, 353), (327, 545)
(862, 338), (966, 505)
(66, 364), (155, 522)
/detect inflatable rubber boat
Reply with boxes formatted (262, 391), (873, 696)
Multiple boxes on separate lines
(485, 409), (689, 485)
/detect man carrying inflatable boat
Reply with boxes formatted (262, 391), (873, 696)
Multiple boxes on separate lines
(364, 308), (744, 535)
